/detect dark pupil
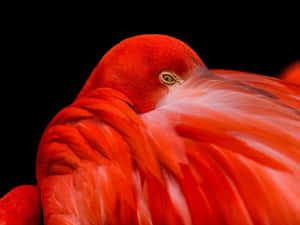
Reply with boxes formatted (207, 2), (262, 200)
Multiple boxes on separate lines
(164, 75), (173, 82)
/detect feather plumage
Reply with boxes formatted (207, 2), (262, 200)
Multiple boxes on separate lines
(35, 68), (300, 225)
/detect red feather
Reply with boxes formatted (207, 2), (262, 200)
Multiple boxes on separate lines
(2, 35), (300, 225)
(0, 185), (40, 225)
(35, 69), (300, 225)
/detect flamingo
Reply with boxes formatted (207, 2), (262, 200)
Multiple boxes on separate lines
(1, 34), (300, 225)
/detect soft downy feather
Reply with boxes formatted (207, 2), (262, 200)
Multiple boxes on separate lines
(37, 68), (300, 225)
(141, 67), (300, 225)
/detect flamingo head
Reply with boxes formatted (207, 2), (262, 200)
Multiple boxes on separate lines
(77, 34), (206, 113)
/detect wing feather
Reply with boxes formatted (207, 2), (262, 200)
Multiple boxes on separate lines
(37, 72), (300, 225)
(142, 70), (300, 225)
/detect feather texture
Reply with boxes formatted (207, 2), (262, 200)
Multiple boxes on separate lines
(0, 185), (41, 225)
(36, 69), (300, 225)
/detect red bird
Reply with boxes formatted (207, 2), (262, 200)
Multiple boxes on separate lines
(1, 34), (300, 225)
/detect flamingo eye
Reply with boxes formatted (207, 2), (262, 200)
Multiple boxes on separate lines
(159, 71), (180, 85)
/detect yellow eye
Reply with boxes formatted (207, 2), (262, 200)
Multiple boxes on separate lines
(159, 71), (177, 85)
(163, 74), (175, 82)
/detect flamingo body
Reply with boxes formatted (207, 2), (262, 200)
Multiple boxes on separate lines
(1, 35), (300, 225)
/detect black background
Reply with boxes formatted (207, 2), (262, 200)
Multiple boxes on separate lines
(1, 29), (299, 198)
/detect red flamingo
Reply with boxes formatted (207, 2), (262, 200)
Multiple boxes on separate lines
(1, 34), (300, 225)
